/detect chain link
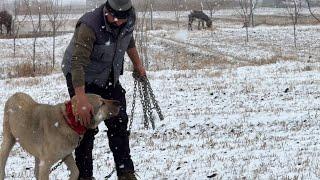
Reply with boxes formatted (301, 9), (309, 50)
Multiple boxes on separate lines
(141, 80), (155, 129)
(146, 78), (164, 121)
(129, 78), (138, 133)
(50, 157), (66, 173)
(129, 72), (164, 132)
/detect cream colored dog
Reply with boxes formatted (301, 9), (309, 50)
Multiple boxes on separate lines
(0, 92), (120, 180)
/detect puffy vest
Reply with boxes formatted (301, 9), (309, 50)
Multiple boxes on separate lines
(62, 4), (135, 87)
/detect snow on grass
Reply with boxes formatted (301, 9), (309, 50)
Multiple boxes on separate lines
(0, 8), (320, 179)
(0, 60), (319, 179)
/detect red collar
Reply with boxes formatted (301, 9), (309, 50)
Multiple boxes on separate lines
(64, 101), (87, 135)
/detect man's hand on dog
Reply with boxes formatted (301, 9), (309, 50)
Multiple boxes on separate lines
(74, 87), (94, 127)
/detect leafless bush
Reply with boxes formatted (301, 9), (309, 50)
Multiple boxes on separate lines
(45, 0), (70, 69)
(6, 61), (52, 78)
(204, 0), (225, 18)
(135, 0), (150, 70)
(171, 0), (184, 29)
(284, 0), (302, 48)
(236, 0), (252, 42)
(23, 0), (43, 75)
(306, 0), (320, 23)
(12, 0), (27, 57)
(133, 0), (236, 11)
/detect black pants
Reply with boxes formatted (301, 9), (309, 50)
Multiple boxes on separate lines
(66, 74), (134, 177)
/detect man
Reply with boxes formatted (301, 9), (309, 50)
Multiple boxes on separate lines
(61, 0), (145, 179)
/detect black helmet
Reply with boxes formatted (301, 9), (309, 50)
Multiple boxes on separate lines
(106, 0), (132, 19)
(108, 0), (132, 11)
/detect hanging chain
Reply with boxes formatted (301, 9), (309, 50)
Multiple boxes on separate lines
(145, 78), (164, 121)
(129, 72), (164, 132)
(129, 78), (138, 134)
(50, 156), (67, 173)
(50, 160), (64, 173)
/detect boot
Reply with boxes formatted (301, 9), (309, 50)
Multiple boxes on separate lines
(118, 171), (137, 180)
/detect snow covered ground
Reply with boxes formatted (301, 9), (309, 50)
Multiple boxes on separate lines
(0, 8), (320, 179)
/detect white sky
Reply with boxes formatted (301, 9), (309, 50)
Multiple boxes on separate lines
(59, 0), (86, 5)
(5, 0), (86, 5)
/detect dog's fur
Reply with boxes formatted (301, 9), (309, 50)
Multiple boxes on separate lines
(0, 92), (120, 180)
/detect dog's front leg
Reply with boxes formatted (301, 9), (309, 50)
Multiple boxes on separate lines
(38, 160), (52, 180)
(64, 154), (79, 180)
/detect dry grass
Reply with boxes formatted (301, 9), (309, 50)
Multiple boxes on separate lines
(0, 31), (70, 40)
(5, 62), (52, 79)
(246, 53), (298, 67)
(5, 77), (41, 87)
(215, 15), (320, 27)
(150, 48), (231, 71)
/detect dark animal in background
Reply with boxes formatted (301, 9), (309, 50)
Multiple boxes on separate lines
(188, 10), (212, 31)
(0, 10), (12, 35)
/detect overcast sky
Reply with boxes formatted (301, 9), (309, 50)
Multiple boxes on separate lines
(5, 0), (86, 5)
(60, 0), (86, 5)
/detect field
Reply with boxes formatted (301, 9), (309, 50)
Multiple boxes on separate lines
(0, 8), (320, 179)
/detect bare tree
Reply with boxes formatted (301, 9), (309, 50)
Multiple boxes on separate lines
(205, 0), (220, 19)
(237, 0), (251, 42)
(204, 0), (223, 19)
(249, 0), (257, 27)
(150, 1), (153, 30)
(135, 0), (150, 69)
(171, 0), (184, 29)
(23, 0), (42, 75)
(12, 0), (27, 57)
(284, 0), (302, 48)
(306, 0), (320, 23)
(45, 0), (70, 69)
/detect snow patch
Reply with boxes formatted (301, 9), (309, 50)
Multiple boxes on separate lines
(174, 30), (188, 41)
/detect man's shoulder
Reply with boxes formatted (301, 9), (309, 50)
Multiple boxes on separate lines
(77, 23), (95, 36)
(80, 5), (104, 22)
(78, 5), (104, 31)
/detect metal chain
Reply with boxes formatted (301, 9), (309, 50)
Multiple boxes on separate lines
(141, 80), (155, 129)
(146, 78), (164, 121)
(138, 81), (150, 129)
(129, 78), (138, 133)
(129, 72), (164, 131)
(50, 157), (66, 173)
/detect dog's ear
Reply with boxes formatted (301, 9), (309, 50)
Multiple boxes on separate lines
(86, 94), (102, 107)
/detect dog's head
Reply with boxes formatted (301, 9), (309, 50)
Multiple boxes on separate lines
(72, 94), (121, 129)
